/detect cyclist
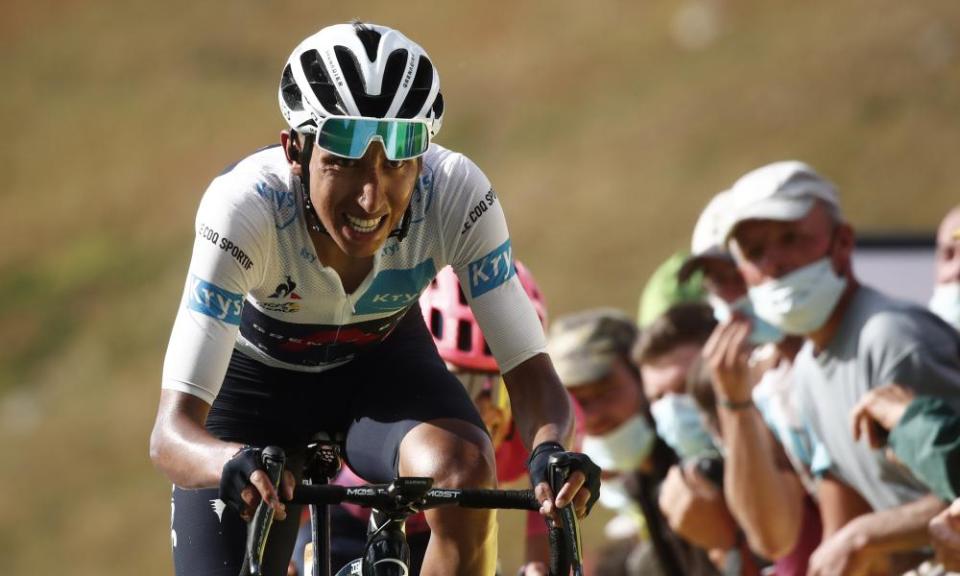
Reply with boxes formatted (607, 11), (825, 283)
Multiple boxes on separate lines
(150, 21), (598, 576)
(292, 262), (560, 575)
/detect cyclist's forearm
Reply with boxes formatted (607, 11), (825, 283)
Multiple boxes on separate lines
(150, 389), (240, 489)
(502, 353), (573, 450)
(720, 405), (803, 559)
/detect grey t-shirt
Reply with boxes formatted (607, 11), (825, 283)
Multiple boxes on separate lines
(794, 285), (960, 510)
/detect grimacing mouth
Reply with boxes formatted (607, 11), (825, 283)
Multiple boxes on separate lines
(343, 212), (386, 234)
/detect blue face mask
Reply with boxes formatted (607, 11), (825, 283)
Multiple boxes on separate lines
(649, 393), (719, 460)
(709, 294), (784, 346)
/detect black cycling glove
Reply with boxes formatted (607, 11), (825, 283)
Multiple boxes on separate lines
(527, 441), (565, 490)
(219, 445), (264, 513)
(527, 442), (603, 515)
(547, 451), (602, 515)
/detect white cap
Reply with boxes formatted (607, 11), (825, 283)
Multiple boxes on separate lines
(678, 190), (733, 282)
(721, 161), (840, 242)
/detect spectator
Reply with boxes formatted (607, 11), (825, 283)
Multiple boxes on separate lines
(851, 384), (960, 502)
(635, 303), (769, 575)
(547, 309), (719, 575)
(930, 205), (960, 331)
(639, 252), (706, 328)
(683, 190), (823, 574)
(851, 384), (960, 571)
(633, 302), (718, 459)
(721, 160), (960, 574)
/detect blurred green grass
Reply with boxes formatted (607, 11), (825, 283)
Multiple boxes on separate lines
(2, 0), (960, 574)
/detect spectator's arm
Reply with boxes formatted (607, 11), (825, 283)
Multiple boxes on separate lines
(658, 463), (738, 551)
(809, 493), (947, 576)
(719, 404), (804, 558)
(816, 473), (872, 538)
(888, 396), (960, 502)
(930, 498), (960, 571)
(704, 318), (803, 559)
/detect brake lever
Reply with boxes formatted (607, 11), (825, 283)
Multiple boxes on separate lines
(548, 454), (585, 576)
(245, 446), (286, 576)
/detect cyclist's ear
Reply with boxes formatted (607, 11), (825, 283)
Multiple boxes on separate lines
(280, 130), (303, 173)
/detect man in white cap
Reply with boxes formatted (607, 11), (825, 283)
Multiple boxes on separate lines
(682, 190), (825, 574)
(678, 191), (748, 306)
(709, 160), (960, 575)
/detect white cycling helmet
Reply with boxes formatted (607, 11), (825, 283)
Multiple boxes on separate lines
(279, 21), (444, 137)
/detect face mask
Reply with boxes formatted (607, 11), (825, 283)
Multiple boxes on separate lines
(581, 414), (656, 473)
(650, 393), (718, 460)
(708, 294), (784, 345)
(597, 474), (632, 510)
(930, 282), (960, 331)
(748, 257), (847, 335)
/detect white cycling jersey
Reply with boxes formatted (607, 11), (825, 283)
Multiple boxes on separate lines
(162, 144), (546, 405)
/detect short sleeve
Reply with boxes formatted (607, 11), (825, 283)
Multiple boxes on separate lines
(436, 154), (546, 373)
(161, 175), (274, 404)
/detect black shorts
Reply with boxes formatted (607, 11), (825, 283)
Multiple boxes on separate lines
(171, 304), (486, 576)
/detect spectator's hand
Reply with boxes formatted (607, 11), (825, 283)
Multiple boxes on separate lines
(517, 562), (548, 576)
(931, 498), (960, 571)
(703, 316), (753, 405)
(658, 463), (736, 551)
(807, 522), (878, 576)
(850, 384), (915, 449)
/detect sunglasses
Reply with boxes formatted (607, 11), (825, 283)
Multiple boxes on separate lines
(311, 116), (431, 161)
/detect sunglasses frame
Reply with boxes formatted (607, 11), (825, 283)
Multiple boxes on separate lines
(309, 115), (432, 161)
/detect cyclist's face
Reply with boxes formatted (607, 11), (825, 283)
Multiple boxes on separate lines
(309, 142), (421, 259)
(568, 358), (643, 437)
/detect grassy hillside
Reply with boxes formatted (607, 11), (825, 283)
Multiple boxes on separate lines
(2, 0), (959, 573)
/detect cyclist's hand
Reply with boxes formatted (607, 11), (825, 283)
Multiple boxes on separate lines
(220, 446), (295, 522)
(533, 469), (587, 519)
(240, 467), (296, 522)
(528, 443), (600, 519)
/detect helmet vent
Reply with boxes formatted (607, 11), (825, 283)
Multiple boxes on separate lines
(335, 46), (405, 117)
(300, 50), (344, 115)
(482, 340), (492, 356)
(280, 65), (304, 112)
(397, 56), (433, 119)
(456, 285), (468, 305)
(457, 320), (472, 352)
(352, 21), (382, 62)
(429, 308), (443, 339)
(431, 92), (444, 120)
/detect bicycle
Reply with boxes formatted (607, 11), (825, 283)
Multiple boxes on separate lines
(240, 435), (586, 576)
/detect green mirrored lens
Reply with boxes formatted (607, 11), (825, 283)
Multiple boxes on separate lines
(316, 118), (429, 160)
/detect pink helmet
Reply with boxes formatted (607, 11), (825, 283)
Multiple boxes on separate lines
(421, 261), (548, 372)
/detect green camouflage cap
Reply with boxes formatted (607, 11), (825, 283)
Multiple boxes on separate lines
(546, 308), (638, 388)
